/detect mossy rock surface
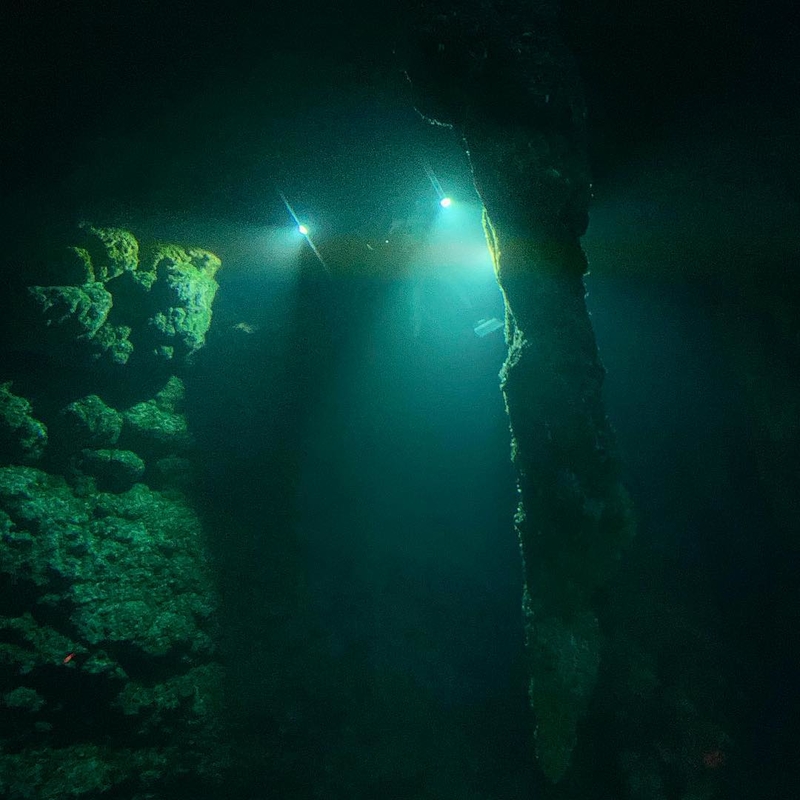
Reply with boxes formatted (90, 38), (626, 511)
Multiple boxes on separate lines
(0, 383), (47, 464)
(0, 465), (226, 798)
(73, 448), (145, 492)
(57, 394), (123, 451)
(24, 228), (221, 367)
(79, 224), (139, 282)
(28, 283), (112, 341)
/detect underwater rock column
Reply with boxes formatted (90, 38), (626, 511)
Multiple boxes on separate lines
(406, 0), (635, 783)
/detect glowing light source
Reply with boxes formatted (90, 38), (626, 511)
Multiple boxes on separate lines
(276, 188), (330, 275)
(421, 158), (454, 208)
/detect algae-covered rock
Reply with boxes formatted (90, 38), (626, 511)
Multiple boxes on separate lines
(23, 228), (221, 368)
(79, 224), (139, 282)
(73, 448), (145, 492)
(0, 466), (214, 656)
(121, 376), (192, 456)
(0, 467), (92, 586)
(0, 743), (158, 800)
(154, 374), (186, 412)
(28, 282), (113, 341)
(58, 394), (123, 450)
(115, 662), (223, 720)
(2, 227), (227, 799)
(41, 245), (95, 286)
(0, 613), (80, 676)
(0, 465), (226, 798)
(90, 322), (134, 364)
(0, 383), (47, 464)
(526, 607), (601, 783)
(151, 455), (194, 492)
(145, 244), (221, 359)
(2, 687), (46, 713)
(28, 244), (95, 287)
(122, 400), (190, 450)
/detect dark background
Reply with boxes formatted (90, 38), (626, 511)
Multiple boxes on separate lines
(1, 0), (797, 199)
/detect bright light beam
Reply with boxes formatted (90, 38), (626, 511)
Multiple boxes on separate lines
(276, 188), (330, 275)
(277, 189), (304, 229)
(303, 236), (330, 275)
(421, 159), (451, 207)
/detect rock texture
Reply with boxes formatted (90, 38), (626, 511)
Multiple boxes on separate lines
(0, 226), (226, 800)
(26, 225), (221, 367)
(0, 384), (47, 465)
(406, 0), (634, 783)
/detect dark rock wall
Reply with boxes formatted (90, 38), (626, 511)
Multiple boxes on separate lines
(406, 0), (635, 784)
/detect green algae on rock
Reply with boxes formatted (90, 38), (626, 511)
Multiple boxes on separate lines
(121, 376), (193, 458)
(0, 465), (226, 798)
(0, 383), (47, 464)
(72, 448), (146, 492)
(25, 227), (221, 368)
(57, 394), (123, 450)
(143, 244), (222, 360)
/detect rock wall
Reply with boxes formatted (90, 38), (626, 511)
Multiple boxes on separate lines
(405, 0), (635, 784)
(0, 227), (227, 800)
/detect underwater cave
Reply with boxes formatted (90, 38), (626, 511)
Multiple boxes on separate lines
(0, 1), (798, 798)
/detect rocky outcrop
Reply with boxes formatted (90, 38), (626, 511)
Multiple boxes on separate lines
(57, 394), (123, 450)
(0, 227), (226, 800)
(26, 225), (221, 367)
(0, 384), (47, 465)
(406, 0), (634, 784)
(0, 465), (227, 799)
